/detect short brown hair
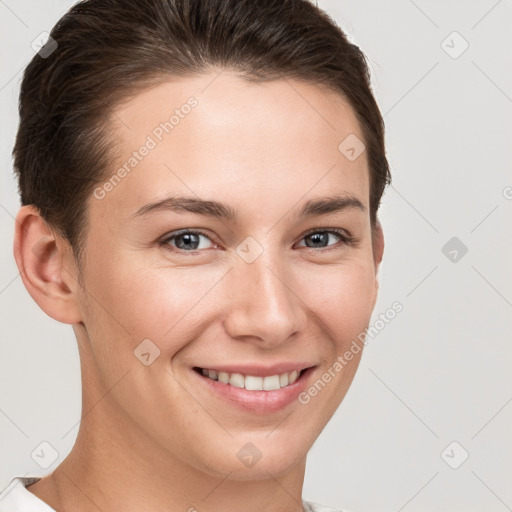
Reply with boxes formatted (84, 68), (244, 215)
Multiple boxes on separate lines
(13, 0), (391, 266)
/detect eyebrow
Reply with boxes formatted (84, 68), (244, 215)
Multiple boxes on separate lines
(129, 193), (366, 221)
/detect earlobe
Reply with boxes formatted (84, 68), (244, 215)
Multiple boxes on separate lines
(13, 205), (83, 324)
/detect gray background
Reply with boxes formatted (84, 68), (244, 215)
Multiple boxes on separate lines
(1, 1), (511, 511)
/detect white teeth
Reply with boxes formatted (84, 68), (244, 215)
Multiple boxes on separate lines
(245, 376), (263, 391)
(218, 371), (229, 384)
(229, 373), (245, 389)
(199, 367), (305, 390)
(263, 375), (280, 391)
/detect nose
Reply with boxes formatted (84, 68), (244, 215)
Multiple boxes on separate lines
(223, 248), (308, 348)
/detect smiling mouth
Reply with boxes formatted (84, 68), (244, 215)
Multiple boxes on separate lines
(193, 367), (310, 391)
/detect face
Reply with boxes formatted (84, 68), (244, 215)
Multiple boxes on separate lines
(74, 71), (382, 479)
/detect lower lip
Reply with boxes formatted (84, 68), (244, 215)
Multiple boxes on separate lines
(193, 367), (315, 414)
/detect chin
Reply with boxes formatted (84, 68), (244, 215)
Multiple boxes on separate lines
(196, 434), (311, 481)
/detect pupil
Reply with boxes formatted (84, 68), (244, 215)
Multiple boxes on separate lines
(307, 232), (328, 248)
(177, 233), (199, 250)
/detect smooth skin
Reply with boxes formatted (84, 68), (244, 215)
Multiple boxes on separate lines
(14, 70), (384, 512)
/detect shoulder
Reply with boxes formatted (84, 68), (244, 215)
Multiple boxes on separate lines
(303, 499), (354, 512)
(0, 476), (55, 511)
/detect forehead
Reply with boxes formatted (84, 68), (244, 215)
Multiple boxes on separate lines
(94, 71), (370, 221)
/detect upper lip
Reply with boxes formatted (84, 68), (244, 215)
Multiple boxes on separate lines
(194, 363), (316, 377)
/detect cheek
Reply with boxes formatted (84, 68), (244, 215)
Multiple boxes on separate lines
(296, 263), (376, 412)
(80, 251), (225, 355)
(301, 260), (377, 347)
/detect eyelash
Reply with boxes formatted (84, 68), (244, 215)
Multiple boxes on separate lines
(159, 228), (356, 255)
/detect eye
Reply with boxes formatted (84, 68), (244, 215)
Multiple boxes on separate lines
(296, 228), (355, 251)
(160, 230), (216, 253)
(159, 227), (356, 255)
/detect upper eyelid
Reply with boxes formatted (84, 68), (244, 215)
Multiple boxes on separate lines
(300, 227), (350, 237)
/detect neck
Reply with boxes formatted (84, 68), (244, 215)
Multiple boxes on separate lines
(27, 333), (307, 512)
(30, 416), (307, 512)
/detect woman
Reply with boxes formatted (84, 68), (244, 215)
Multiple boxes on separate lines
(0, 0), (390, 510)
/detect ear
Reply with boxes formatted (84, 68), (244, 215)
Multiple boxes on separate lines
(370, 219), (384, 309)
(13, 205), (83, 324)
(372, 219), (384, 274)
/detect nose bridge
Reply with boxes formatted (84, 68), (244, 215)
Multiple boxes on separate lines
(223, 239), (305, 344)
